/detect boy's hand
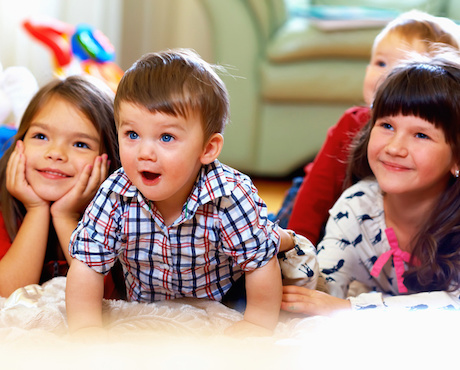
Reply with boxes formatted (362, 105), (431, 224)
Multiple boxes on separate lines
(6, 140), (49, 211)
(51, 153), (109, 220)
(224, 319), (273, 337)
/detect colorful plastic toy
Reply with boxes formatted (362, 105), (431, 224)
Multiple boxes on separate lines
(0, 126), (17, 157)
(23, 17), (123, 91)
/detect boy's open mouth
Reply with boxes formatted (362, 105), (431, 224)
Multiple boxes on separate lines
(141, 171), (160, 181)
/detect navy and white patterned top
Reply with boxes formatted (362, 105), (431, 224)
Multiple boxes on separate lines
(318, 178), (460, 310)
(69, 160), (280, 302)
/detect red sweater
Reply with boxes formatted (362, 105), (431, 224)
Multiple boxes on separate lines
(0, 211), (123, 298)
(288, 106), (370, 245)
(0, 212), (12, 259)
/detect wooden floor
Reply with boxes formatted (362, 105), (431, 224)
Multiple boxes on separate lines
(252, 177), (292, 214)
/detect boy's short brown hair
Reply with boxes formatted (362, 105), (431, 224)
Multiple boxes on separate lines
(114, 49), (230, 142)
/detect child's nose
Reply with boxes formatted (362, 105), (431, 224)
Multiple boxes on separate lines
(46, 143), (67, 161)
(385, 135), (408, 157)
(138, 141), (157, 161)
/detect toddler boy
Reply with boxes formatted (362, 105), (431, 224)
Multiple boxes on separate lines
(66, 49), (317, 336)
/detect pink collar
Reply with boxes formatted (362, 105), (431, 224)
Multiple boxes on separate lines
(370, 227), (414, 294)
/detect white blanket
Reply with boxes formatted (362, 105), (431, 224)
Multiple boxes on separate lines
(0, 277), (458, 369)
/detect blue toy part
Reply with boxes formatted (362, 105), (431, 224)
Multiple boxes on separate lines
(0, 126), (17, 158)
(71, 23), (115, 63)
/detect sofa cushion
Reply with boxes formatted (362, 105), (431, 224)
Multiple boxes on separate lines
(247, 0), (287, 39)
(311, 0), (446, 16)
(260, 59), (368, 103)
(268, 17), (381, 62)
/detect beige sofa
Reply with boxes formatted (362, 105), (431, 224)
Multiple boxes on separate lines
(199, 0), (460, 176)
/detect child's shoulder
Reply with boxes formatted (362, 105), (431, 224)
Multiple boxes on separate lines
(201, 160), (258, 206)
(100, 167), (138, 197)
(332, 178), (382, 215)
(337, 105), (371, 129)
(204, 160), (254, 192)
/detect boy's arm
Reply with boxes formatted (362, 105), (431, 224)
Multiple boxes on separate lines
(244, 256), (282, 329)
(227, 256), (282, 336)
(66, 258), (105, 333)
(278, 228), (295, 252)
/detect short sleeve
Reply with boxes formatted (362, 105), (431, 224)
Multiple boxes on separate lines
(69, 187), (123, 274)
(218, 179), (280, 272)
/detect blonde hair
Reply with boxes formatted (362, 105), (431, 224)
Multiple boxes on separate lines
(374, 10), (460, 54)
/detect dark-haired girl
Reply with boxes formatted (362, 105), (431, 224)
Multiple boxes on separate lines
(282, 54), (460, 314)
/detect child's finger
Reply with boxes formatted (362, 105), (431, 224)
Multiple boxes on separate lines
(76, 154), (108, 199)
(74, 162), (94, 196)
(280, 299), (308, 313)
(6, 142), (26, 192)
(282, 285), (311, 295)
(84, 155), (104, 194)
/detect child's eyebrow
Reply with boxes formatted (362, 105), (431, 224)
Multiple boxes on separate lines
(161, 121), (187, 131)
(30, 122), (100, 143)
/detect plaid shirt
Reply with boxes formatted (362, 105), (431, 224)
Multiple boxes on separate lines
(70, 160), (280, 302)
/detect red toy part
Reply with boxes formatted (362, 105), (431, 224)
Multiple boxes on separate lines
(23, 18), (75, 67)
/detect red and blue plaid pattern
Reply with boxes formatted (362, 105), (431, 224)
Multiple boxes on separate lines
(70, 160), (280, 302)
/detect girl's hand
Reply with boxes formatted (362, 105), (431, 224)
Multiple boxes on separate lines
(6, 141), (49, 211)
(281, 285), (351, 316)
(51, 154), (109, 220)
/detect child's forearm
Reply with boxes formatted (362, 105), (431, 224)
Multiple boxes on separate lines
(278, 228), (295, 252)
(0, 206), (50, 296)
(244, 257), (282, 330)
(52, 216), (79, 264)
(66, 259), (105, 332)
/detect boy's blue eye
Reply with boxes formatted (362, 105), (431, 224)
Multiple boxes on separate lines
(377, 61), (386, 67)
(161, 134), (174, 143)
(128, 131), (139, 140)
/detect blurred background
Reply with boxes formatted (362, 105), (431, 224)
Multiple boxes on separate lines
(1, 0), (454, 181)
(0, 0), (212, 85)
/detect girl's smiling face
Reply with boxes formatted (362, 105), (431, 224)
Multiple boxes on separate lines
(22, 96), (102, 202)
(368, 114), (457, 198)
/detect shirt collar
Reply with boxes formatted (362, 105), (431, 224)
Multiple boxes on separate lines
(185, 159), (234, 216)
(109, 160), (236, 217)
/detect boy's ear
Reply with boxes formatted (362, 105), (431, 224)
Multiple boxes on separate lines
(200, 133), (224, 165)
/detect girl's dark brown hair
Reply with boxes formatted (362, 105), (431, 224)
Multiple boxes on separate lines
(114, 48), (230, 143)
(0, 75), (120, 241)
(346, 54), (460, 292)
